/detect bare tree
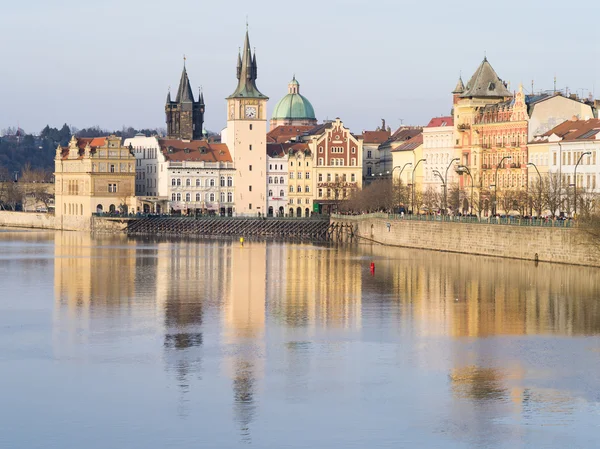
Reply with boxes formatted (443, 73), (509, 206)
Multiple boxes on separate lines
(421, 186), (440, 214)
(544, 172), (564, 218)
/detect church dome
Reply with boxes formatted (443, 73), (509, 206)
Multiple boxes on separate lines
(271, 77), (316, 124)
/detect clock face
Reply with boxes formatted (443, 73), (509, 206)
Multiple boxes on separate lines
(245, 106), (257, 119)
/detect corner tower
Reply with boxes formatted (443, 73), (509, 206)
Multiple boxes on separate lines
(226, 29), (269, 216)
(165, 61), (205, 140)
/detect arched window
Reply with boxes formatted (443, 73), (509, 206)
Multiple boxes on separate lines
(176, 193), (181, 201)
(227, 176), (233, 186)
(185, 193), (191, 201)
(176, 178), (181, 186)
(220, 176), (225, 187)
(274, 177), (278, 184)
(196, 179), (201, 187)
(280, 189), (284, 197)
(172, 193), (176, 201)
(227, 192), (233, 202)
(268, 176), (273, 184)
(210, 179), (215, 187)
(268, 189), (273, 197)
(289, 185), (294, 193)
(297, 186), (302, 193)
(196, 193), (201, 202)
(280, 177), (284, 184)
(186, 179), (191, 187)
(171, 178), (176, 186)
(220, 192), (225, 202)
(209, 193), (215, 202)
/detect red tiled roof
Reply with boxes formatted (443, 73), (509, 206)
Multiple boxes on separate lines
(158, 139), (232, 162)
(391, 133), (423, 152)
(58, 136), (108, 159)
(426, 116), (454, 128)
(537, 118), (600, 142)
(267, 125), (314, 143)
(362, 130), (391, 144)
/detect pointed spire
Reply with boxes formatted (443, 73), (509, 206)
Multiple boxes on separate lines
(228, 28), (267, 99)
(166, 87), (171, 103)
(199, 87), (204, 105)
(460, 57), (512, 98)
(452, 76), (465, 94)
(236, 49), (242, 80)
(175, 63), (194, 103)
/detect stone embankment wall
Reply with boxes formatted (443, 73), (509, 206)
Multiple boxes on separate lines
(0, 211), (131, 233)
(0, 211), (56, 229)
(333, 214), (600, 268)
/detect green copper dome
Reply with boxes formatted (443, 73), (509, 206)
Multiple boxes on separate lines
(271, 77), (316, 121)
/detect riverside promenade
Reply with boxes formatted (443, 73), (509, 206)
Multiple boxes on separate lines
(331, 213), (600, 267)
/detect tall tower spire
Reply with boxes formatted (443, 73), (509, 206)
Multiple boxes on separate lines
(228, 29), (267, 99)
(165, 59), (205, 140)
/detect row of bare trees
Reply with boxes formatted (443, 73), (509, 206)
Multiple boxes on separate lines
(0, 164), (54, 211)
(341, 172), (599, 219)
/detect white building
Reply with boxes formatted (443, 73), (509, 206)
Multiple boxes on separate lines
(266, 145), (288, 216)
(422, 116), (457, 193)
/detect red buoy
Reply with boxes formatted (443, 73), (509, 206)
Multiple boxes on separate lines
(370, 262), (375, 275)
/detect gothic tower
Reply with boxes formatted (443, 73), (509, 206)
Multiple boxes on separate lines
(226, 29), (269, 216)
(165, 62), (205, 140)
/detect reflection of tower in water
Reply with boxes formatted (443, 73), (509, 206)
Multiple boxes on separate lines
(160, 241), (231, 416)
(224, 243), (267, 443)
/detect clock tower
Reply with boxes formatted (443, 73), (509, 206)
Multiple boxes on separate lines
(226, 29), (269, 216)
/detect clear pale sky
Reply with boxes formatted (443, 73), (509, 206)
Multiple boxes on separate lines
(1, 0), (598, 135)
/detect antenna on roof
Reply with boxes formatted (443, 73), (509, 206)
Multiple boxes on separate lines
(553, 75), (557, 94)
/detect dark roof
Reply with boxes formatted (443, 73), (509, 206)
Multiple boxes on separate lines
(267, 142), (311, 158)
(534, 118), (600, 142)
(460, 57), (512, 98)
(175, 66), (195, 103)
(158, 139), (232, 162)
(362, 130), (391, 144)
(391, 133), (423, 152)
(267, 125), (315, 143)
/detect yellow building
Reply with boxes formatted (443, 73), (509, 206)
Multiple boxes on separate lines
(391, 133), (424, 212)
(286, 143), (314, 217)
(54, 135), (136, 230)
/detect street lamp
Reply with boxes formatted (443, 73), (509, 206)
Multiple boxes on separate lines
(390, 163), (412, 212)
(494, 156), (512, 216)
(527, 162), (542, 217)
(432, 169), (445, 213)
(457, 165), (473, 216)
(574, 151), (592, 216)
(443, 158), (460, 214)
(411, 158), (426, 214)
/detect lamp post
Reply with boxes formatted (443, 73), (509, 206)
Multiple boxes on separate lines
(391, 163), (412, 212)
(432, 169), (445, 213)
(457, 165), (473, 216)
(443, 157), (460, 214)
(574, 151), (592, 216)
(493, 156), (512, 216)
(527, 162), (542, 217)
(411, 158), (426, 214)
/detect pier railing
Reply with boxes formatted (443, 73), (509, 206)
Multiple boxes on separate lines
(331, 213), (574, 228)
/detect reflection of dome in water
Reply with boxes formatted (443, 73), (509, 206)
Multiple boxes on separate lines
(270, 76), (317, 128)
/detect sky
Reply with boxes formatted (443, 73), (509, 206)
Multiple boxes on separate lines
(1, 0), (599, 135)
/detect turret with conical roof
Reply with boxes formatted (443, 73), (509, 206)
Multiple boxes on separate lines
(452, 76), (465, 94)
(228, 30), (267, 99)
(165, 60), (205, 140)
(460, 57), (511, 99)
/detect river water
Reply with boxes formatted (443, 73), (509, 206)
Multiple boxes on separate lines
(0, 229), (599, 448)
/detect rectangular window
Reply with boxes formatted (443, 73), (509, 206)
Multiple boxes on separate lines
(318, 174), (323, 182)
(249, 203), (252, 209)
(318, 188), (323, 198)
(249, 185), (252, 192)
(306, 172), (310, 179)
(351, 174), (356, 182)
(327, 173), (331, 182)
(297, 172), (302, 179)
(108, 183), (117, 193)
(553, 153), (557, 166)
(367, 150), (372, 158)
(249, 165), (252, 171)
(249, 144), (252, 151)
(290, 172), (294, 179)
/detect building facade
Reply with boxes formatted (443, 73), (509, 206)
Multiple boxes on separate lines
(266, 145), (288, 216)
(362, 123), (391, 181)
(422, 117), (455, 194)
(54, 135), (136, 229)
(286, 143), (313, 217)
(165, 64), (205, 140)
(309, 119), (363, 214)
(226, 30), (269, 216)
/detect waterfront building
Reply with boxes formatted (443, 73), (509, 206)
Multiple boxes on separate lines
(165, 63), (205, 140)
(285, 142), (313, 217)
(362, 121), (391, 181)
(54, 135), (136, 229)
(422, 116), (455, 196)
(266, 145), (289, 216)
(123, 134), (168, 213)
(391, 132), (424, 210)
(307, 119), (363, 214)
(532, 117), (600, 214)
(159, 139), (235, 215)
(225, 30), (269, 216)
(270, 77), (317, 129)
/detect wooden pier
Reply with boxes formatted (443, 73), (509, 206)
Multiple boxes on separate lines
(126, 216), (335, 240)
